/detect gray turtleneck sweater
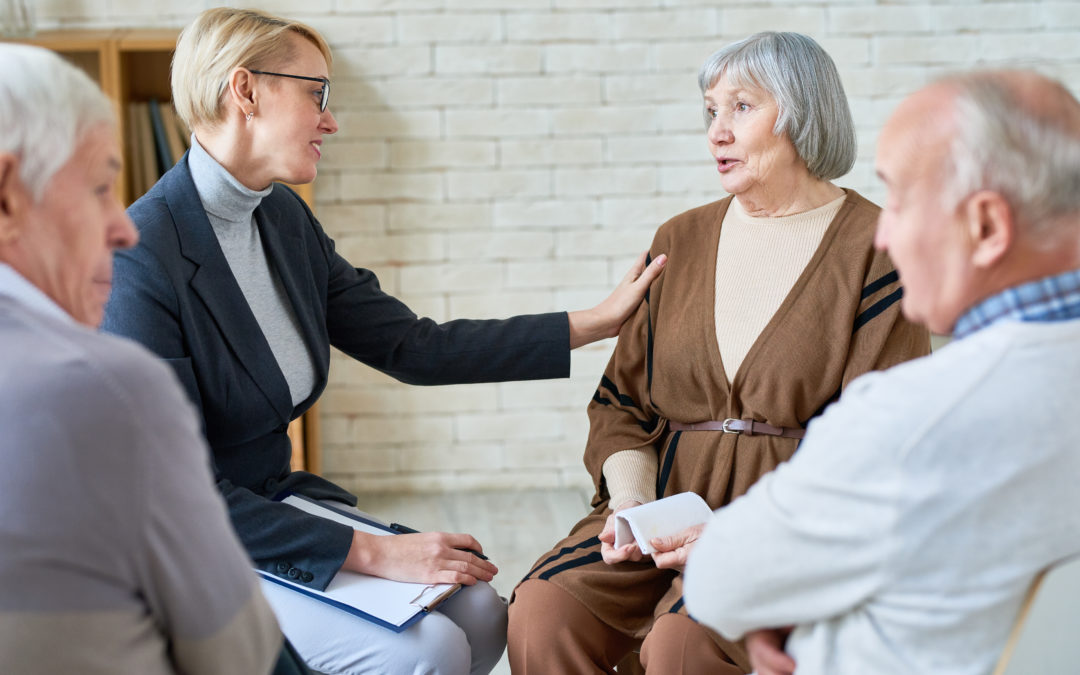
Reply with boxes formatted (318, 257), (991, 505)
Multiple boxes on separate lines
(188, 138), (316, 408)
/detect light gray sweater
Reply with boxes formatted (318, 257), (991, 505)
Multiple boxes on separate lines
(188, 138), (316, 407)
(686, 318), (1080, 675)
(0, 264), (281, 674)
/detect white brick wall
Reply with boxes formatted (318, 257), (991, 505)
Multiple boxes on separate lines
(38, 0), (1080, 493)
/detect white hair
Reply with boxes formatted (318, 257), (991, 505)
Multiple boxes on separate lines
(0, 44), (114, 202)
(698, 32), (857, 181)
(942, 72), (1080, 237)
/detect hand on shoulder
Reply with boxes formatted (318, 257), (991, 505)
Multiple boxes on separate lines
(568, 251), (667, 349)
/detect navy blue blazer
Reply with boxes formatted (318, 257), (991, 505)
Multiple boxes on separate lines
(103, 155), (570, 589)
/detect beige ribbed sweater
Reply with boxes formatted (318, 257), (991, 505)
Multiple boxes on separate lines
(603, 195), (846, 509)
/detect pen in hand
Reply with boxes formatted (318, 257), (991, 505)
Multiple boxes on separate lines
(389, 522), (490, 561)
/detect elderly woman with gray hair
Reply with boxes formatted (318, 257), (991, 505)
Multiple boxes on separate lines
(507, 32), (930, 673)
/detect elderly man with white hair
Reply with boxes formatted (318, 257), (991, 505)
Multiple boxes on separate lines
(683, 69), (1080, 675)
(0, 44), (283, 674)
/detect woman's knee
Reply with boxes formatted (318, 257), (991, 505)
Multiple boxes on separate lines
(437, 582), (507, 674)
(640, 613), (744, 675)
(508, 579), (635, 672)
(508, 579), (576, 646)
(268, 598), (471, 675)
(396, 612), (472, 675)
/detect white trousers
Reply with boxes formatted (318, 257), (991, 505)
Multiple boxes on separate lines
(260, 502), (508, 675)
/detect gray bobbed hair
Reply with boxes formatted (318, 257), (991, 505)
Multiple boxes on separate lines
(942, 71), (1080, 239)
(0, 44), (113, 202)
(698, 32), (856, 181)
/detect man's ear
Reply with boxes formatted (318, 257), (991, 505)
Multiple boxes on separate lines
(965, 190), (1013, 269)
(225, 66), (258, 119)
(0, 153), (27, 246)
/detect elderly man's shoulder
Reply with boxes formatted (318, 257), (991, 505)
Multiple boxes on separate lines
(1, 300), (187, 427)
(844, 329), (1004, 406)
(834, 320), (1080, 455)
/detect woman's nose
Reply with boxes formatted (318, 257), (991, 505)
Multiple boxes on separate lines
(707, 116), (732, 144)
(321, 108), (338, 134)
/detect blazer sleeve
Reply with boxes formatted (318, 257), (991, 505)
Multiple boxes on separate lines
(311, 220), (571, 385)
(105, 230), (355, 590)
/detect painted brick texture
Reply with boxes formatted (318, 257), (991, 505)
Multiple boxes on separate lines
(37, 0), (1080, 493)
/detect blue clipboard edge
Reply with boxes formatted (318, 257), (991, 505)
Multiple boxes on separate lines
(264, 491), (435, 633)
(257, 571), (425, 633)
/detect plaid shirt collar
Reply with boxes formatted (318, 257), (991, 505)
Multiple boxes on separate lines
(952, 267), (1080, 340)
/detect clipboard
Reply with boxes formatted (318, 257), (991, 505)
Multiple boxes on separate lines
(258, 493), (461, 632)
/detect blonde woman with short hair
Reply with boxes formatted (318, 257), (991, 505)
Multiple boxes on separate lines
(103, 7), (664, 675)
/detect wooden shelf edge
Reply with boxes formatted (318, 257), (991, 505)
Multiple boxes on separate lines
(116, 28), (180, 51)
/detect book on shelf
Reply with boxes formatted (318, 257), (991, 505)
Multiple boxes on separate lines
(147, 98), (173, 174)
(125, 102), (146, 198)
(127, 99), (191, 201)
(159, 103), (188, 164)
(130, 100), (157, 199)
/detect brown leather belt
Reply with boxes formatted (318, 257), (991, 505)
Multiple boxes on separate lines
(668, 418), (805, 439)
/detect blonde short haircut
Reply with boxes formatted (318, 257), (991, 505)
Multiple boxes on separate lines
(172, 7), (332, 130)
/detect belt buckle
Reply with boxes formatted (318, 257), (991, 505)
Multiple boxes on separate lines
(721, 418), (741, 435)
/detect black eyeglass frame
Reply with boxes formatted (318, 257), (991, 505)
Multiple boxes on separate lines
(248, 70), (330, 112)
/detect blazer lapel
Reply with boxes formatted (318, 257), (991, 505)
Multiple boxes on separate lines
(256, 189), (331, 413)
(162, 157), (294, 424)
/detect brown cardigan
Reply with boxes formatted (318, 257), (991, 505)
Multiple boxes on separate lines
(517, 190), (930, 671)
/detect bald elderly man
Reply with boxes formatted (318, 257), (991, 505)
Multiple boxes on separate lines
(683, 70), (1080, 675)
(0, 44), (284, 674)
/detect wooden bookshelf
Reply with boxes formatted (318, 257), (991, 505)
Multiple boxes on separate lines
(5, 28), (320, 474)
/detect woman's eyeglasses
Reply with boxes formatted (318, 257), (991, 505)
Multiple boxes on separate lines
(249, 70), (330, 112)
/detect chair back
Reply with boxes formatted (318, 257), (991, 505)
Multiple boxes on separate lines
(994, 555), (1080, 675)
